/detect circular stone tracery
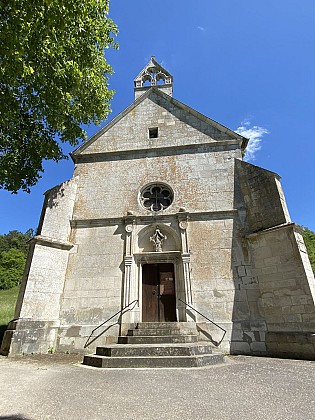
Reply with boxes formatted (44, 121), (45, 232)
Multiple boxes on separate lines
(140, 183), (173, 212)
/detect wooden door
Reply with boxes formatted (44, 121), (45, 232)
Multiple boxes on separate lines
(142, 263), (176, 322)
(142, 264), (159, 322)
(159, 265), (176, 322)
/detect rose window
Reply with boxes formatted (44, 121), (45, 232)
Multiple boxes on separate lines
(140, 184), (173, 212)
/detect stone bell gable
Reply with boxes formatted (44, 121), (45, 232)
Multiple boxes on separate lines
(2, 57), (315, 361)
(134, 55), (173, 99)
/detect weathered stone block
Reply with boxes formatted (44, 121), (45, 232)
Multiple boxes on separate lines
(230, 341), (251, 354)
(250, 342), (267, 353)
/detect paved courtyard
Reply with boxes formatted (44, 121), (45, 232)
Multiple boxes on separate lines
(0, 354), (314, 420)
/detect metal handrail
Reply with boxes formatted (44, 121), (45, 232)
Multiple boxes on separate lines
(178, 298), (226, 344)
(84, 299), (138, 348)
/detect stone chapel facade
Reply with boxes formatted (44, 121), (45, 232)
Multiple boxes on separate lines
(2, 57), (315, 359)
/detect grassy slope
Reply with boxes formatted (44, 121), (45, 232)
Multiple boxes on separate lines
(0, 286), (19, 346)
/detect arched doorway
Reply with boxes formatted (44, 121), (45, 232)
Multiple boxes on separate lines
(142, 263), (176, 322)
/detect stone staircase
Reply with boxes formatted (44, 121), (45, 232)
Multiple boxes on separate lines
(83, 322), (225, 368)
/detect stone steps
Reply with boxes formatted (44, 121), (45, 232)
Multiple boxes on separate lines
(127, 328), (185, 336)
(84, 353), (224, 369)
(95, 343), (214, 357)
(118, 334), (198, 344)
(134, 322), (190, 329)
(83, 322), (225, 369)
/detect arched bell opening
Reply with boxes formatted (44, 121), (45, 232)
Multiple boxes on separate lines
(156, 72), (166, 85)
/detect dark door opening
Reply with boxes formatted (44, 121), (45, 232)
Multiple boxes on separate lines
(142, 263), (176, 322)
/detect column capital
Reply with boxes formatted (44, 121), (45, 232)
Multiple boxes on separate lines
(181, 253), (191, 263)
(124, 256), (133, 266)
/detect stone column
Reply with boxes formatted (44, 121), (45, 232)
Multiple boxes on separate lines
(182, 253), (192, 305)
(178, 213), (194, 321)
(123, 220), (134, 307)
(121, 217), (139, 325)
(123, 255), (133, 307)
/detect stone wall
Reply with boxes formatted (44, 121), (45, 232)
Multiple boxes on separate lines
(189, 218), (234, 319)
(235, 160), (290, 233)
(73, 147), (239, 221)
(78, 92), (238, 156)
(186, 218), (234, 352)
(248, 224), (315, 359)
(248, 225), (315, 331)
(57, 225), (124, 352)
(38, 177), (78, 241)
(135, 84), (172, 99)
(2, 179), (77, 355)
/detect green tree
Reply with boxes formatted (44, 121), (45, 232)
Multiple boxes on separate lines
(0, 229), (33, 289)
(0, 248), (27, 289)
(302, 227), (315, 274)
(0, 229), (34, 254)
(0, 1), (118, 192)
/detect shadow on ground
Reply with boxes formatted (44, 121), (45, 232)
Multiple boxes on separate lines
(0, 416), (30, 420)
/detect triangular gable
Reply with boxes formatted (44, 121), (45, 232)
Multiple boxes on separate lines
(134, 56), (173, 86)
(72, 87), (248, 158)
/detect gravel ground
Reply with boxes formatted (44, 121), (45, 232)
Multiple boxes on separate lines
(0, 354), (314, 420)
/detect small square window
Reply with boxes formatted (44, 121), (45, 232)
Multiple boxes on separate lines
(149, 127), (158, 138)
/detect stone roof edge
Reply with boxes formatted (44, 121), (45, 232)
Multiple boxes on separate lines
(32, 235), (74, 250)
(71, 87), (249, 158)
(75, 140), (243, 164)
(246, 222), (296, 239)
(164, 92), (249, 148)
(42, 176), (78, 196)
(71, 88), (154, 157)
(236, 159), (281, 179)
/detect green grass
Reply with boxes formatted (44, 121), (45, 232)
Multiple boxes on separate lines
(0, 286), (19, 346)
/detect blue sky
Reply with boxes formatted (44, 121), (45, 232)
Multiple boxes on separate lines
(0, 0), (314, 233)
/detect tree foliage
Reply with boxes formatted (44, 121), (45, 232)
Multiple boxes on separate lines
(0, 1), (118, 192)
(0, 229), (34, 289)
(0, 248), (27, 289)
(302, 227), (315, 275)
(0, 228), (34, 254)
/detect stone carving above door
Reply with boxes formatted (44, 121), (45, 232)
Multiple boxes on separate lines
(137, 224), (180, 253)
(150, 226), (167, 252)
